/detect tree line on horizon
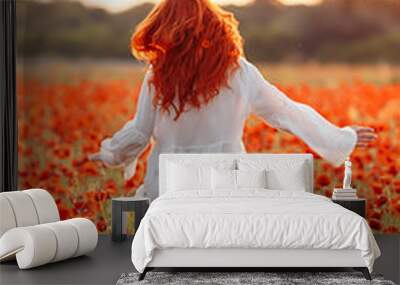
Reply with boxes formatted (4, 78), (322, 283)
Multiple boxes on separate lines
(16, 0), (400, 63)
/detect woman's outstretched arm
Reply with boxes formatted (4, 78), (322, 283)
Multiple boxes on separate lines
(245, 60), (376, 166)
(89, 70), (155, 179)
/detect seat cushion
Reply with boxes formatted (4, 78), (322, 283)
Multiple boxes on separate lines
(0, 189), (60, 238)
(24, 189), (60, 223)
(0, 196), (17, 237)
(0, 191), (39, 228)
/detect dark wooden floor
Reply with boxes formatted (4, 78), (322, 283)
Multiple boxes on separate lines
(1, 235), (399, 285)
(0, 235), (134, 285)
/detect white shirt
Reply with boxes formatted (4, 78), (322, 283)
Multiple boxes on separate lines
(98, 58), (357, 200)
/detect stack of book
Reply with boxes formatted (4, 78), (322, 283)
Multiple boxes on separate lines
(332, 188), (358, 200)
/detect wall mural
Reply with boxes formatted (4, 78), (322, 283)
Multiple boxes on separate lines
(17, 0), (400, 233)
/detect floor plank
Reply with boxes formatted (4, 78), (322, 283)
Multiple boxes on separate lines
(1, 234), (399, 285)
(0, 235), (133, 285)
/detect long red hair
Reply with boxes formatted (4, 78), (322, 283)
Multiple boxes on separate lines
(131, 0), (243, 120)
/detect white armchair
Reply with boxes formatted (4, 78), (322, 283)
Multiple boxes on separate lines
(0, 189), (98, 269)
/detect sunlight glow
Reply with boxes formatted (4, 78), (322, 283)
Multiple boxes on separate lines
(79, 0), (321, 13)
(279, 0), (322, 5)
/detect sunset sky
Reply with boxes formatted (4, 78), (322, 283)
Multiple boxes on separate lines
(79, 0), (322, 13)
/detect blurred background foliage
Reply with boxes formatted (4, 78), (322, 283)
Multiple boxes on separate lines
(16, 0), (400, 63)
(16, 0), (400, 232)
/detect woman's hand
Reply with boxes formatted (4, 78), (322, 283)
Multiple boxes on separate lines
(350, 126), (377, 147)
(88, 152), (102, 162)
(88, 152), (117, 168)
(88, 152), (110, 167)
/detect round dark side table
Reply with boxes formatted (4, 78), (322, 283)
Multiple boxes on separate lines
(111, 197), (150, 242)
(332, 198), (366, 218)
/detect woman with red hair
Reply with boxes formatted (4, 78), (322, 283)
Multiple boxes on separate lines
(90, 0), (376, 200)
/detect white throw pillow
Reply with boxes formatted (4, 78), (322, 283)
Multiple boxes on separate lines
(236, 169), (268, 189)
(266, 169), (306, 191)
(167, 162), (212, 191)
(211, 168), (237, 190)
(166, 158), (236, 170)
(211, 169), (268, 190)
(238, 159), (307, 191)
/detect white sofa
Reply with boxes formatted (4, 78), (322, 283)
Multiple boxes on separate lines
(0, 189), (98, 269)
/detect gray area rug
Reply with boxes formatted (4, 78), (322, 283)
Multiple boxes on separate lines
(116, 272), (396, 285)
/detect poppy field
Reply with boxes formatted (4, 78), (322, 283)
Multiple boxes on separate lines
(17, 61), (400, 233)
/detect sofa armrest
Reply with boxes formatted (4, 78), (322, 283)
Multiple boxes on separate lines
(0, 218), (97, 269)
